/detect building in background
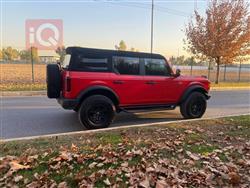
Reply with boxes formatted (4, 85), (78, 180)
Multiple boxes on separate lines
(38, 50), (59, 63)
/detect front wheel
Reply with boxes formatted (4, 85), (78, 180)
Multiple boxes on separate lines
(78, 95), (115, 129)
(180, 92), (207, 119)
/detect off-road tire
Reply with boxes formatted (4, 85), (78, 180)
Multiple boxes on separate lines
(78, 95), (115, 129)
(180, 92), (207, 119)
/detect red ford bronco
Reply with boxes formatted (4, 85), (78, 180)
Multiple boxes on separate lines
(47, 47), (210, 129)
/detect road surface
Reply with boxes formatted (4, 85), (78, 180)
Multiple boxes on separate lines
(1, 90), (250, 139)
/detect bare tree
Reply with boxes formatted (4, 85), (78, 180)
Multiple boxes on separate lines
(55, 46), (66, 62)
(185, 0), (250, 84)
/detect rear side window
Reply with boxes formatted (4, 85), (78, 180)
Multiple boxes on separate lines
(74, 54), (108, 72)
(62, 54), (71, 69)
(113, 56), (140, 75)
(144, 58), (171, 76)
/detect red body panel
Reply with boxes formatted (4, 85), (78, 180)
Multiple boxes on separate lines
(61, 70), (210, 106)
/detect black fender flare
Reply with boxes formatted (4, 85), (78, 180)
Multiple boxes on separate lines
(76, 85), (120, 107)
(179, 85), (210, 104)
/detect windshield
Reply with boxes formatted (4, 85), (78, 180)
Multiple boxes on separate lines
(62, 54), (71, 69)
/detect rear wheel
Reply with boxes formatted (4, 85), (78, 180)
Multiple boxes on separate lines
(180, 92), (207, 119)
(78, 95), (115, 129)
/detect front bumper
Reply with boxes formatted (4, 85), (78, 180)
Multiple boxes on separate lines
(57, 97), (78, 110)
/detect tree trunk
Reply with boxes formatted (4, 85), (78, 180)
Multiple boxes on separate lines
(215, 57), (220, 84)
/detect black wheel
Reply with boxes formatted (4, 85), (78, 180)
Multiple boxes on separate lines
(46, 64), (61, 98)
(78, 95), (115, 129)
(180, 92), (207, 119)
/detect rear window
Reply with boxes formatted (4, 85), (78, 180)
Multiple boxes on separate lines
(113, 56), (140, 75)
(74, 54), (108, 72)
(62, 54), (71, 69)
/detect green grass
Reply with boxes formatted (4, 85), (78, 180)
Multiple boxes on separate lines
(185, 144), (218, 155)
(95, 132), (123, 145)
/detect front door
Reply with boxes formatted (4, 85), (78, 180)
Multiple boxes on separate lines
(143, 58), (174, 104)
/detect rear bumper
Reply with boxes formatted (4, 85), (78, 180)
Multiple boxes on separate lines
(57, 97), (78, 110)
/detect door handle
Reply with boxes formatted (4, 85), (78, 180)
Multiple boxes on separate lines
(113, 80), (124, 84)
(145, 81), (156, 85)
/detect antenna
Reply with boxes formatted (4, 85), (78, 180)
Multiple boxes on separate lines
(150, 0), (154, 54)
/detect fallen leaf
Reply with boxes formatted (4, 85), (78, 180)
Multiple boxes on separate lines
(156, 180), (167, 188)
(121, 162), (128, 167)
(89, 162), (97, 169)
(229, 172), (240, 185)
(71, 143), (78, 152)
(14, 175), (23, 182)
(9, 161), (30, 171)
(139, 177), (150, 188)
(58, 181), (68, 188)
(103, 178), (111, 186)
(93, 163), (102, 168)
(186, 151), (200, 161)
(26, 181), (40, 188)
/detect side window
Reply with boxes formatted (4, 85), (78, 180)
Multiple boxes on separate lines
(113, 56), (140, 75)
(75, 54), (108, 72)
(144, 58), (171, 76)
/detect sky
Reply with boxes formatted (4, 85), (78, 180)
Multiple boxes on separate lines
(1, 0), (208, 58)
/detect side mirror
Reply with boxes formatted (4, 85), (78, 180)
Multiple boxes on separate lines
(175, 69), (181, 77)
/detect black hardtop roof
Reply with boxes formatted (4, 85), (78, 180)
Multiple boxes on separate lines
(66, 46), (166, 59)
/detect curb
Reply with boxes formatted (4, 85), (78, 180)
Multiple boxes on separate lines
(1, 87), (250, 97)
(2, 113), (250, 142)
(211, 86), (250, 91)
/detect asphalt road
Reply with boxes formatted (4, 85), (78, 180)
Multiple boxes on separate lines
(1, 90), (250, 139)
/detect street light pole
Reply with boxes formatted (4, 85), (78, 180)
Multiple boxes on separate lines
(150, 0), (154, 54)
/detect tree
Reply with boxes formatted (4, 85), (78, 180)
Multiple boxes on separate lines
(2, 47), (19, 62)
(20, 47), (39, 63)
(115, 40), (127, 51)
(20, 50), (31, 61)
(184, 57), (196, 66)
(130, 47), (139, 52)
(56, 46), (66, 62)
(30, 47), (39, 63)
(185, 0), (250, 84)
(169, 56), (186, 65)
(0, 50), (2, 60)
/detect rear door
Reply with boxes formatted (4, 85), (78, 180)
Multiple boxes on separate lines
(110, 56), (146, 106)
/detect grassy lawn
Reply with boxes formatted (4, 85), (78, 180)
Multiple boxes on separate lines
(0, 115), (250, 187)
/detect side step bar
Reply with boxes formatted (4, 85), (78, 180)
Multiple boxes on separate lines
(118, 104), (176, 113)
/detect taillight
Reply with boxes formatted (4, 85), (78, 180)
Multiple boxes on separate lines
(66, 77), (71, 92)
